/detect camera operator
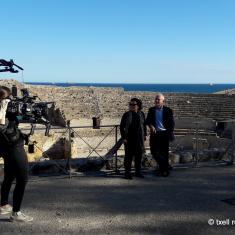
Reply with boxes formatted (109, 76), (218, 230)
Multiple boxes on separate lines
(0, 86), (33, 222)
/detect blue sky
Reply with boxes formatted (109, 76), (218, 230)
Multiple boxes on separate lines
(1, 0), (235, 83)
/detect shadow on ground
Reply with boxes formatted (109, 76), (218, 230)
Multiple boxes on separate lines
(1, 166), (235, 235)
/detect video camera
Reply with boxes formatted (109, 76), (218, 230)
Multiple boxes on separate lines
(7, 85), (54, 136)
(0, 59), (53, 136)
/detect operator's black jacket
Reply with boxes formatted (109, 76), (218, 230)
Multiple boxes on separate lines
(0, 113), (23, 145)
(145, 106), (175, 140)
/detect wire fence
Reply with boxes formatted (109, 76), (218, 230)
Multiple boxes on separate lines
(12, 119), (234, 178)
(1, 119), (234, 180)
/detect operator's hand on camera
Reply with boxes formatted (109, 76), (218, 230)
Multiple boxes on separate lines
(8, 95), (13, 100)
(0, 99), (10, 125)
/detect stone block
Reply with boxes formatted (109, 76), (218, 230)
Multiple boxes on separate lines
(169, 152), (180, 164)
(179, 152), (193, 163)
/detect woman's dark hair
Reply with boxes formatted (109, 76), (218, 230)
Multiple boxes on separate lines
(0, 89), (6, 99)
(0, 86), (11, 99)
(130, 98), (142, 110)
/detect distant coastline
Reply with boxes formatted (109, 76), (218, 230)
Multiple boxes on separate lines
(26, 82), (235, 93)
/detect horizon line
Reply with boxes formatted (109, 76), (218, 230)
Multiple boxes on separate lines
(25, 82), (235, 85)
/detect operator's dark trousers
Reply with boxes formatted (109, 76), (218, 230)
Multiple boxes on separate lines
(0, 139), (28, 212)
(150, 131), (169, 173)
(124, 144), (142, 175)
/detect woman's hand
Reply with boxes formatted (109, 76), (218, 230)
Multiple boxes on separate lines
(149, 125), (156, 135)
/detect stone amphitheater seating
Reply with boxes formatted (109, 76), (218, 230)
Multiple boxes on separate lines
(1, 80), (235, 123)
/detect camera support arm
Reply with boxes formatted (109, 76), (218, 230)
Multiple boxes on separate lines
(0, 59), (24, 73)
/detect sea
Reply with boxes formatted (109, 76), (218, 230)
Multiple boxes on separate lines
(26, 82), (235, 93)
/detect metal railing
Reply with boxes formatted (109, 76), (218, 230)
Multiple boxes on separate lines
(21, 122), (121, 176)
(17, 119), (235, 177)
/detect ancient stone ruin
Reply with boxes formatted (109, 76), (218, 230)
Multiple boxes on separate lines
(1, 79), (235, 123)
(0, 79), (235, 172)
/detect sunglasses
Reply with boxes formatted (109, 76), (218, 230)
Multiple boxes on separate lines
(129, 103), (138, 106)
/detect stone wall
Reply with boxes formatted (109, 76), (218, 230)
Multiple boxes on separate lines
(1, 80), (235, 124)
(1, 79), (235, 164)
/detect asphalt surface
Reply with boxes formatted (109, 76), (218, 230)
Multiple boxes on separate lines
(1, 166), (235, 235)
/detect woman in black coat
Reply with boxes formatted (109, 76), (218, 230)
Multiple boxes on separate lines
(120, 98), (147, 179)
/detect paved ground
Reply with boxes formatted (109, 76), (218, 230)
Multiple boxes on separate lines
(1, 166), (235, 235)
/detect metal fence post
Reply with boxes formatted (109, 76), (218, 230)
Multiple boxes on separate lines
(195, 122), (199, 167)
(115, 125), (118, 174)
(231, 122), (235, 165)
(67, 120), (72, 178)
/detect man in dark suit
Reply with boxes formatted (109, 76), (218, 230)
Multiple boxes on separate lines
(146, 93), (175, 177)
